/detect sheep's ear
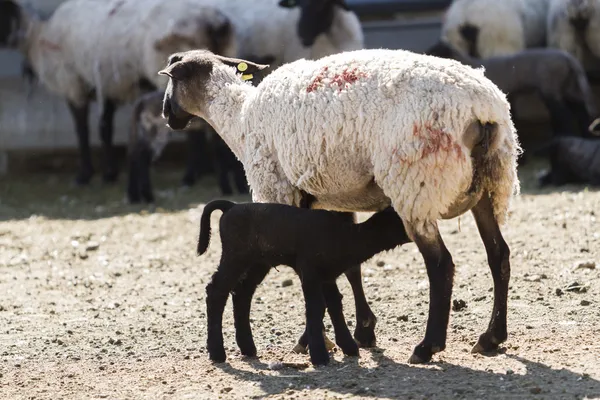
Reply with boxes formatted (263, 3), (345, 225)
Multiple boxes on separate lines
(278, 0), (297, 8)
(218, 56), (270, 80)
(158, 61), (189, 81)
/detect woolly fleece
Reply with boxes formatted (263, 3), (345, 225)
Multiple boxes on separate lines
(443, 0), (550, 57)
(547, 0), (600, 69)
(182, 49), (521, 237)
(21, 0), (236, 107)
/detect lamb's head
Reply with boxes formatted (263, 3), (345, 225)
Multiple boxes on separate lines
(279, 0), (350, 47)
(159, 50), (269, 130)
(425, 40), (460, 60)
(0, 0), (23, 47)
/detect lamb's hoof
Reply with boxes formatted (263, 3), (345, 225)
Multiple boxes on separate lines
(309, 352), (330, 366)
(74, 171), (94, 186)
(354, 326), (376, 348)
(324, 335), (336, 351)
(209, 351), (226, 363)
(408, 343), (443, 364)
(408, 353), (427, 364)
(181, 174), (195, 187)
(238, 343), (257, 358)
(339, 339), (359, 357)
(292, 343), (308, 354)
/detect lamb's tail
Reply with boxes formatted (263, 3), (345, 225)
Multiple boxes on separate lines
(197, 200), (236, 256)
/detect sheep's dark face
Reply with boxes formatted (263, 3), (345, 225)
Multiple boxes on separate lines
(159, 50), (270, 131)
(0, 0), (23, 47)
(279, 0), (350, 47)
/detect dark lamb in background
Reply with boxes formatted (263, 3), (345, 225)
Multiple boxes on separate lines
(197, 200), (411, 366)
(536, 136), (600, 186)
(426, 40), (600, 138)
(127, 91), (248, 204)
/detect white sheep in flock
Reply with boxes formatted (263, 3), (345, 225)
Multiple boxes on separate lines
(547, 0), (600, 70)
(0, 0), (235, 185)
(442, 0), (550, 58)
(159, 48), (521, 364)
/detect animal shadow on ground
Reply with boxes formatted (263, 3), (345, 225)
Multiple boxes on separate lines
(214, 349), (600, 399)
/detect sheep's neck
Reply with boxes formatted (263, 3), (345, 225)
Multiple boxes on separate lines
(347, 214), (407, 262)
(19, 13), (45, 71)
(205, 79), (255, 161)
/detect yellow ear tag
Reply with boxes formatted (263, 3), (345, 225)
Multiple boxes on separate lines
(237, 62), (248, 72)
(241, 73), (253, 81)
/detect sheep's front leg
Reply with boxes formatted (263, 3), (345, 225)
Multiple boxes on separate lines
(231, 264), (271, 358)
(344, 264), (377, 347)
(470, 193), (511, 353)
(301, 272), (329, 366)
(322, 281), (359, 357)
(67, 100), (94, 185)
(99, 99), (119, 183)
(408, 222), (455, 364)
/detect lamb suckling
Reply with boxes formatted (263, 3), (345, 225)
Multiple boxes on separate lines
(127, 91), (248, 204)
(0, 0), (235, 185)
(536, 136), (600, 186)
(160, 49), (521, 363)
(442, 0), (550, 58)
(547, 0), (600, 72)
(197, 200), (411, 365)
(426, 40), (599, 138)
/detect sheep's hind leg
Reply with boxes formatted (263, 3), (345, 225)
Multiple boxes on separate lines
(232, 264), (271, 358)
(322, 281), (359, 357)
(206, 261), (242, 363)
(470, 193), (511, 354)
(99, 99), (119, 183)
(408, 222), (455, 364)
(68, 100), (94, 185)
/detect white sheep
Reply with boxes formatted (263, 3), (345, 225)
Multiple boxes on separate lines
(159, 48), (521, 364)
(546, 0), (600, 70)
(442, 0), (550, 58)
(0, 0), (235, 185)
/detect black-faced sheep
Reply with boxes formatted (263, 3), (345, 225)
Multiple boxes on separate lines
(0, 0), (235, 185)
(197, 200), (411, 365)
(426, 40), (599, 138)
(537, 136), (600, 186)
(126, 91), (248, 204)
(160, 49), (520, 363)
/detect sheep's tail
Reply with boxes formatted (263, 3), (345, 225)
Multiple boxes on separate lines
(465, 119), (520, 225)
(197, 200), (236, 256)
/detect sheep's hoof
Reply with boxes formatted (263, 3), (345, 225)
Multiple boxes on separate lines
(353, 328), (376, 348)
(292, 343), (308, 354)
(408, 353), (427, 364)
(408, 343), (443, 364)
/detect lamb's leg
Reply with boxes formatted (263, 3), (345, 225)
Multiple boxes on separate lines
(99, 99), (119, 183)
(541, 96), (576, 136)
(232, 160), (250, 194)
(344, 264), (377, 347)
(408, 222), (455, 364)
(322, 281), (359, 357)
(471, 193), (511, 354)
(301, 270), (329, 366)
(214, 136), (234, 195)
(68, 100), (94, 185)
(565, 100), (593, 137)
(231, 264), (271, 358)
(182, 130), (209, 187)
(206, 262), (240, 363)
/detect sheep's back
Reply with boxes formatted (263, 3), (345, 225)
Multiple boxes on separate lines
(249, 49), (515, 213)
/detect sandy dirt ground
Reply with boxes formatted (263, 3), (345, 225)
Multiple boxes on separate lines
(0, 160), (599, 400)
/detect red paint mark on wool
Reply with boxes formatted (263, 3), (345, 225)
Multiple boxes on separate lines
(108, 0), (125, 16)
(306, 66), (367, 93)
(412, 122), (465, 161)
(306, 66), (328, 93)
(39, 38), (61, 52)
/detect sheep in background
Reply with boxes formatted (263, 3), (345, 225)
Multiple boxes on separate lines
(198, 200), (411, 366)
(442, 0), (550, 58)
(426, 40), (599, 138)
(536, 136), (600, 186)
(159, 48), (521, 364)
(547, 0), (600, 72)
(0, 0), (235, 185)
(127, 91), (248, 204)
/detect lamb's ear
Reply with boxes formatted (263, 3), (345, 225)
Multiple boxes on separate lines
(158, 61), (189, 81)
(278, 0), (298, 8)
